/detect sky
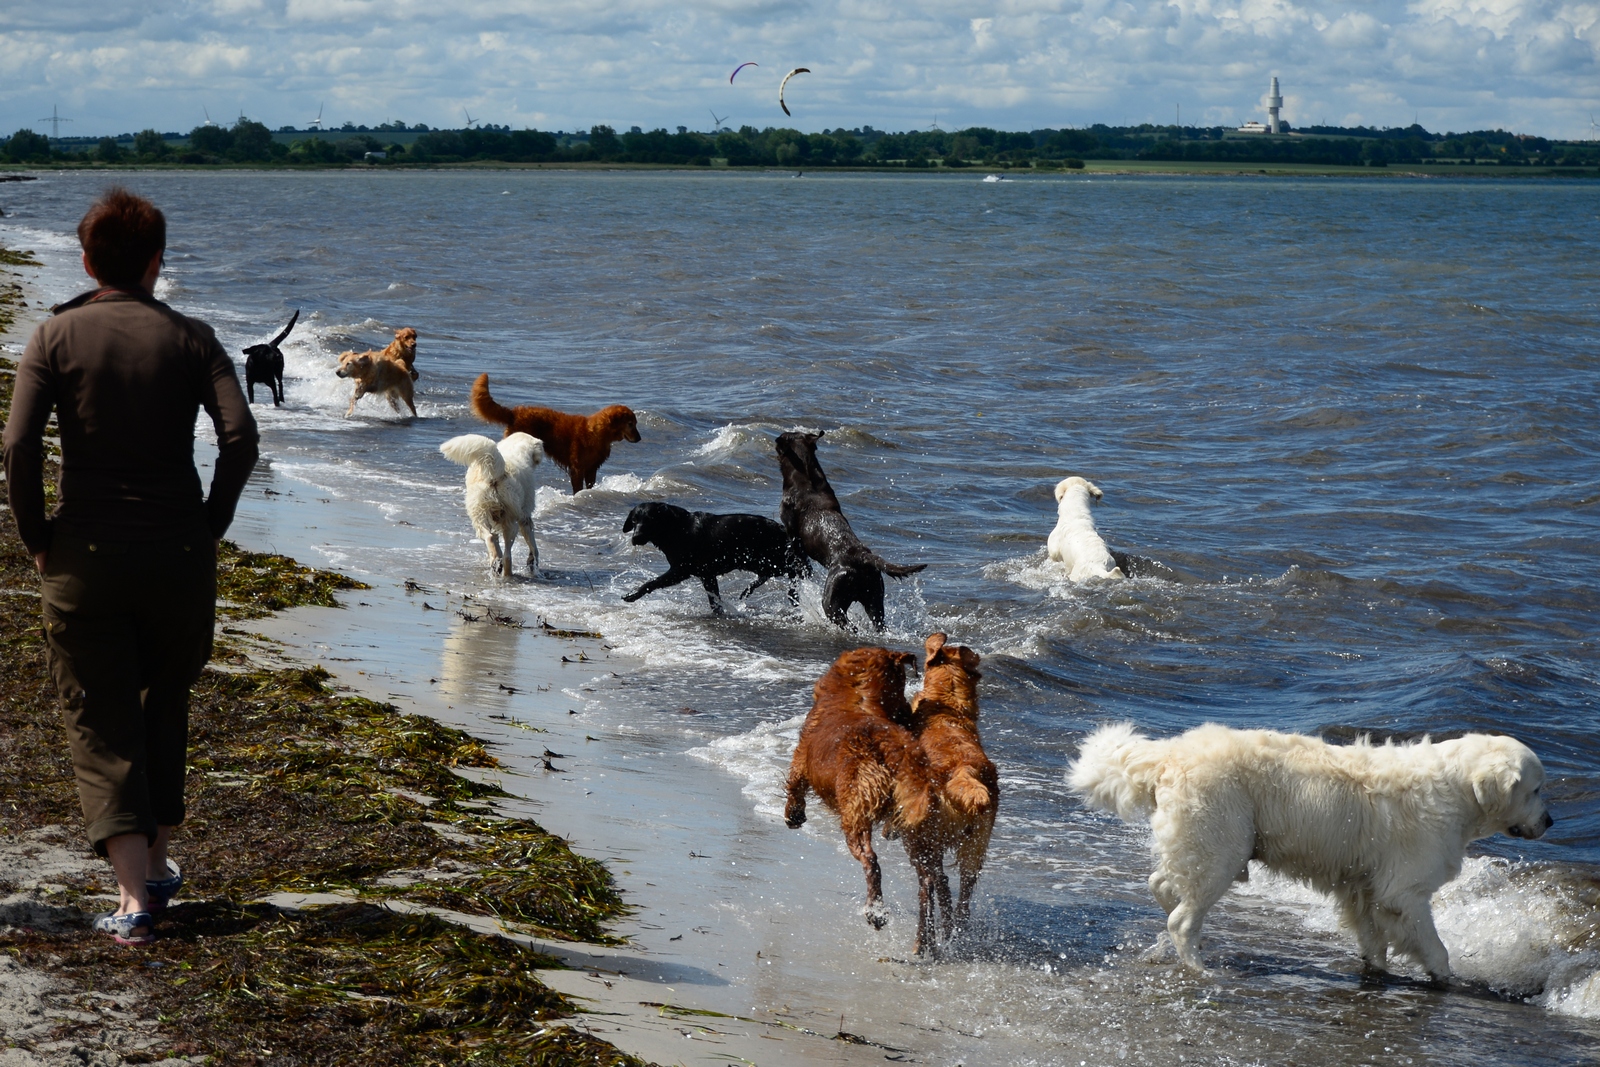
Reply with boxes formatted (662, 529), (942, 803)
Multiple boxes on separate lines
(1, 0), (1596, 140)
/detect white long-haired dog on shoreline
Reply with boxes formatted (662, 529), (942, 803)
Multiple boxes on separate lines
(440, 432), (544, 578)
(1047, 477), (1125, 581)
(1067, 722), (1552, 980)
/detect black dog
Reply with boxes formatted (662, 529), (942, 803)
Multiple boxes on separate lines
(243, 309), (298, 406)
(621, 502), (810, 612)
(775, 430), (926, 630)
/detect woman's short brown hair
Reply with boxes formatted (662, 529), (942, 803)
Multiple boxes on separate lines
(77, 188), (166, 288)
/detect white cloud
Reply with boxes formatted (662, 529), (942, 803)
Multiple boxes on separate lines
(0, 0), (1593, 138)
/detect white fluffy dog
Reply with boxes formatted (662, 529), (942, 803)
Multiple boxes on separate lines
(1068, 722), (1552, 980)
(1047, 476), (1125, 581)
(439, 432), (545, 578)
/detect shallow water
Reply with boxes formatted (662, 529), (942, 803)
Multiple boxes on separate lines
(5, 170), (1599, 1062)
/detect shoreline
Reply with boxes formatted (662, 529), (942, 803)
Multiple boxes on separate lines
(4, 160), (1599, 179)
(222, 469), (918, 1066)
(0, 249), (890, 1063)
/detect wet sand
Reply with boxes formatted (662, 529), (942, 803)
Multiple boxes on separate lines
(228, 462), (921, 1066)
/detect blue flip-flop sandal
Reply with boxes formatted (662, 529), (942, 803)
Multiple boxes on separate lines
(146, 861), (182, 911)
(93, 910), (155, 946)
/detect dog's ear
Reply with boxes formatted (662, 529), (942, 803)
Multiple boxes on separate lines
(958, 646), (981, 673)
(1471, 758), (1520, 816)
(1087, 481), (1104, 501)
(622, 509), (638, 533)
(924, 632), (949, 665)
(891, 650), (917, 675)
(1054, 479), (1070, 502)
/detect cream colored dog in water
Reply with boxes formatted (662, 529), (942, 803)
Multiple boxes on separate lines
(1068, 723), (1553, 980)
(1047, 477), (1124, 581)
(440, 432), (544, 578)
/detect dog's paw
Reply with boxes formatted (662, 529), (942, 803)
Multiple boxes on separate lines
(1140, 934), (1176, 964)
(864, 902), (889, 930)
(621, 590), (644, 603)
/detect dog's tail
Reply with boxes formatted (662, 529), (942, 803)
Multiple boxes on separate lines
(471, 373), (517, 429)
(269, 309), (299, 347)
(499, 432), (545, 474)
(870, 553), (928, 579)
(943, 766), (994, 816)
(1067, 723), (1162, 822)
(440, 434), (506, 477)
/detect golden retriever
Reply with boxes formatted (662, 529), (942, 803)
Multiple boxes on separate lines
(382, 326), (419, 381)
(471, 374), (640, 493)
(336, 348), (416, 417)
(784, 647), (935, 936)
(1069, 723), (1553, 979)
(907, 633), (998, 950)
(1047, 476), (1125, 581)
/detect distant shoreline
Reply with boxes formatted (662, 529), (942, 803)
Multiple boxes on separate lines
(3, 159), (1598, 179)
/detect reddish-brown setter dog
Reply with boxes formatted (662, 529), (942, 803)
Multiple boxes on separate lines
(471, 373), (640, 494)
(908, 633), (998, 946)
(784, 647), (937, 938)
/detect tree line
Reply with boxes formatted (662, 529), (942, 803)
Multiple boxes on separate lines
(4, 120), (1598, 169)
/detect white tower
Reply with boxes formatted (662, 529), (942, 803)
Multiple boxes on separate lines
(1268, 77), (1283, 134)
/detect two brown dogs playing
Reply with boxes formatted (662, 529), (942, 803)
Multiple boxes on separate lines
(338, 327), (419, 417)
(784, 634), (997, 955)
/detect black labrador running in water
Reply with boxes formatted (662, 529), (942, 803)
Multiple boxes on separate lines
(621, 502), (811, 612)
(775, 430), (926, 630)
(243, 309), (298, 406)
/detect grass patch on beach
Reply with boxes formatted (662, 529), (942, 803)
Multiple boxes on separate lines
(0, 353), (643, 1065)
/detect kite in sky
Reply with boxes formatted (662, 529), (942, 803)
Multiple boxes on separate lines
(779, 68), (810, 117)
(729, 61), (758, 83)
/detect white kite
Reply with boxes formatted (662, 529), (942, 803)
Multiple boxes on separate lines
(779, 67), (810, 117)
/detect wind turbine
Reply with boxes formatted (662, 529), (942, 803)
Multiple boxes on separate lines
(709, 109), (729, 132)
(308, 103), (324, 131)
(1591, 113), (1597, 142)
(463, 108), (478, 129)
(202, 106), (216, 127)
(36, 105), (72, 140)
(927, 113), (943, 131)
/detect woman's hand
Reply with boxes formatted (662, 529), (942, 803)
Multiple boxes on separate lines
(33, 551), (47, 574)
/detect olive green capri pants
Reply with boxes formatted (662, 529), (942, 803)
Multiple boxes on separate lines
(40, 534), (215, 856)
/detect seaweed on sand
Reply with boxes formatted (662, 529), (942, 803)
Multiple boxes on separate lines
(8, 902), (645, 1065)
(215, 540), (371, 618)
(0, 245), (41, 335)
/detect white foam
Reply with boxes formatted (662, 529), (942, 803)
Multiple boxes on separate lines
(1234, 856), (1600, 1014)
(691, 423), (772, 460)
(985, 550), (1077, 596)
(688, 713), (806, 819)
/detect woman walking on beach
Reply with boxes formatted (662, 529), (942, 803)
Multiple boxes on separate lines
(1, 188), (258, 945)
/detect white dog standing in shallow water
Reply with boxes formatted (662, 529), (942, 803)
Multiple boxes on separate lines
(440, 433), (544, 578)
(1047, 476), (1125, 581)
(1068, 723), (1552, 980)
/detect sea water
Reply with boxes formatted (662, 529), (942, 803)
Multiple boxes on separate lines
(4, 169), (1598, 1063)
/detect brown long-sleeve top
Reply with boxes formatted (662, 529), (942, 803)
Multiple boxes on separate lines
(2, 288), (259, 554)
